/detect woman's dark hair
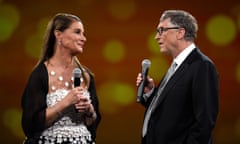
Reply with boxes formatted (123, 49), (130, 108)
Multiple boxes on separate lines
(40, 13), (81, 62)
(37, 13), (92, 87)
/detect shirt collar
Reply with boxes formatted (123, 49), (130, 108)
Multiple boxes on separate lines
(173, 43), (196, 70)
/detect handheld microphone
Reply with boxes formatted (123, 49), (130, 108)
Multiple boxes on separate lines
(73, 68), (82, 87)
(137, 59), (151, 102)
(73, 68), (82, 113)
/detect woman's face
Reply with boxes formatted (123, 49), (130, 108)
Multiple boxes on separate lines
(59, 21), (86, 54)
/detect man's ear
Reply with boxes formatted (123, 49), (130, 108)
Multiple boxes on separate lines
(176, 28), (185, 40)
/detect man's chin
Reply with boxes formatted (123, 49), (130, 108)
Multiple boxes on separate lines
(160, 48), (166, 53)
(160, 49), (170, 56)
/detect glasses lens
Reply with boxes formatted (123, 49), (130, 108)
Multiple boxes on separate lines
(157, 27), (180, 35)
(157, 27), (163, 34)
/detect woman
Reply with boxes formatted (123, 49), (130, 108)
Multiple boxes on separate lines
(21, 13), (101, 144)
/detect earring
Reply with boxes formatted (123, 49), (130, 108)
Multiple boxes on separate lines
(58, 40), (61, 46)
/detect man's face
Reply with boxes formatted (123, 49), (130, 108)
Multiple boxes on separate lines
(155, 18), (180, 55)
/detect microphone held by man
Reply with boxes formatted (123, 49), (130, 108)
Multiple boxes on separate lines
(136, 59), (153, 103)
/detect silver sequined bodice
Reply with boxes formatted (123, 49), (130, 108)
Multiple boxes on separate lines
(39, 89), (92, 144)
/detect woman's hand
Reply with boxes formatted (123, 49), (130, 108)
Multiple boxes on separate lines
(72, 88), (97, 125)
(74, 94), (91, 113)
(64, 87), (85, 106)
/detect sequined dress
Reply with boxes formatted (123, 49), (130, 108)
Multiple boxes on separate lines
(38, 89), (92, 144)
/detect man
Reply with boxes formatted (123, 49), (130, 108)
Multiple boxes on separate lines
(136, 10), (219, 144)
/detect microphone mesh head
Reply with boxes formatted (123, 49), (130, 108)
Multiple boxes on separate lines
(142, 59), (151, 69)
(73, 68), (82, 78)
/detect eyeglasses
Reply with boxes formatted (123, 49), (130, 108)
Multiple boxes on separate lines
(156, 27), (180, 35)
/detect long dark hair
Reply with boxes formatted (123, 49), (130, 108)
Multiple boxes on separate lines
(40, 13), (81, 62)
(37, 13), (91, 87)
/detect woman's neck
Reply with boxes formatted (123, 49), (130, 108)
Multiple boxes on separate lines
(48, 54), (75, 68)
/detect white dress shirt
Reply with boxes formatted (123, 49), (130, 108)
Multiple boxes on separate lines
(143, 43), (196, 101)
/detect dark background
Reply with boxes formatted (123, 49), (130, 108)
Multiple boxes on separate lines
(0, 0), (240, 143)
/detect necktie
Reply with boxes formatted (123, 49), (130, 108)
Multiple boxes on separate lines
(142, 62), (177, 137)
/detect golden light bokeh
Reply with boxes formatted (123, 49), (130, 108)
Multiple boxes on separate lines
(0, 0), (240, 143)
(98, 81), (135, 114)
(103, 39), (126, 63)
(206, 14), (236, 46)
(25, 17), (49, 58)
(147, 32), (159, 54)
(107, 0), (137, 21)
(2, 108), (24, 139)
(0, 3), (20, 42)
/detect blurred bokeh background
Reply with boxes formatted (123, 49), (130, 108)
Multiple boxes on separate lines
(0, 0), (240, 143)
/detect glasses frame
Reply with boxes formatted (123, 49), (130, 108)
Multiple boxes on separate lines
(156, 27), (180, 35)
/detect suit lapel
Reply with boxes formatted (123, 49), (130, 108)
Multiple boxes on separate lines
(152, 48), (198, 111)
(153, 63), (189, 109)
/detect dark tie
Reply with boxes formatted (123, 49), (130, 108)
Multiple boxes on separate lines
(142, 62), (177, 137)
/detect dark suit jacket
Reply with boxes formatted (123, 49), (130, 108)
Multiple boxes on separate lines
(142, 48), (219, 144)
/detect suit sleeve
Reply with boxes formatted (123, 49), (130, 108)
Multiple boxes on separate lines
(187, 61), (219, 144)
